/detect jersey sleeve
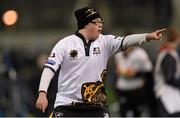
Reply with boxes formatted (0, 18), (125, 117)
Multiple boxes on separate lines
(44, 41), (64, 73)
(103, 35), (122, 57)
(121, 34), (148, 50)
(103, 33), (147, 57)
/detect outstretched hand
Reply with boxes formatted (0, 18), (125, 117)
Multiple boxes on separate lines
(146, 29), (166, 41)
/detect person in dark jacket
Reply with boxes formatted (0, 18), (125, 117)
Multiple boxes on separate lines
(154, 28), (180, 117)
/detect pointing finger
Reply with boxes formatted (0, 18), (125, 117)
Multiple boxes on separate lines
(157, 29), (166, 34)
(42, 107), (46, 113)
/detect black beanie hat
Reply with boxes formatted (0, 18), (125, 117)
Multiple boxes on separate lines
(74, 7), (102, 29)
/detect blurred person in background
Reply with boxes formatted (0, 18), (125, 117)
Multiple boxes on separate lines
(114, 40), (153, 117)
(154, 28), (180, 116)
(0, 49), (27, 116)
(36, 6), (165, 117)
(0, 51), (8, 116)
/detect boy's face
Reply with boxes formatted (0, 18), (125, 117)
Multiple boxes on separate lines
(85, 18), (103, 40)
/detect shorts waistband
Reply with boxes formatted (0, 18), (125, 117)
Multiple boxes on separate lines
(71, 101), (106, 108)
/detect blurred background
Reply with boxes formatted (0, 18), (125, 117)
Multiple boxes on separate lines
(0, 0), (180, 117)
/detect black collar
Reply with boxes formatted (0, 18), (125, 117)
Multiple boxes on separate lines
(74, 31), (94, 44)
(74, 31), (94, 56)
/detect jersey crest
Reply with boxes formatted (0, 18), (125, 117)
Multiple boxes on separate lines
(70, 49), (78, 60)
(93, 47), (101, 55)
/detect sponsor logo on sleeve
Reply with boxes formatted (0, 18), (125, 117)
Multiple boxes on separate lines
(46, 60), (56, 65)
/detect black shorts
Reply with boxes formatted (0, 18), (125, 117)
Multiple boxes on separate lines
(51, 104), (109, 117)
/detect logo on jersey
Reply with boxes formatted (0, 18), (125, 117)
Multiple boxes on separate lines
(93, 47), (101, 55)
(70, 49), (78, 60)
(49, 53), (55, 58)
(46, 60), (56, 65)
(81, 81), (107, 105)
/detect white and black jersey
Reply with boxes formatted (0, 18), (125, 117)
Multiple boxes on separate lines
(44, 32), (147, 107)
(154, 48), (180, 114)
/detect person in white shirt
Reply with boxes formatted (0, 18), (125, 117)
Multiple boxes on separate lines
(36, 6), (165, 117)
(154, 28), (180, 116)
(115, 46), (153, 117)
